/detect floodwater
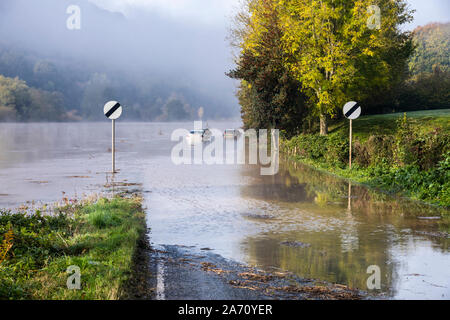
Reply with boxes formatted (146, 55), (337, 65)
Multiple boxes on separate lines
(0, 122), (449, 299)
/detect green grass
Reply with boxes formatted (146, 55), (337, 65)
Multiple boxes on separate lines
(0, 196), (146, 300)
(330, 109), (450, 141)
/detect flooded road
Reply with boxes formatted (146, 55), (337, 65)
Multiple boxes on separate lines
(0, 122), (448, 299)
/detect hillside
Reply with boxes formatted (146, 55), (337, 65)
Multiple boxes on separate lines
(409, 22), (450, 75)
(0, 0), (238, 122)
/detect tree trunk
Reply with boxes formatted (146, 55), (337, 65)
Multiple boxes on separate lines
(320, 114), (328, 136)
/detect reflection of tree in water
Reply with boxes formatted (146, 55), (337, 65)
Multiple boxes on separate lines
(283, 159), (449, 237)
(241, 159), (449, 295)
(240, 166), (313, 203)
(244, 227), (396, 294)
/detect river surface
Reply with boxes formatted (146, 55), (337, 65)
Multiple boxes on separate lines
(0, 122), (448, 299)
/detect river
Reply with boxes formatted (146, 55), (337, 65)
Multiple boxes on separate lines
(0, 122), (448, 299)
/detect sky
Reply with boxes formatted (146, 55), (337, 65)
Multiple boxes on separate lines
(89, 0), (449, 30)
(89, 0), (240, 25)
(405, 0), (450, 29)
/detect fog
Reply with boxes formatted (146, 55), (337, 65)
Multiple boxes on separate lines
(0, 0), (240, 119)
(0, 0), (446, 121)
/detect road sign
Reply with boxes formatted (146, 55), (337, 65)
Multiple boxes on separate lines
(104, 101), (122, 173)
(343, 101), (361, 120)
(343, 101), (362, 170)
(104, 101), (122, 120)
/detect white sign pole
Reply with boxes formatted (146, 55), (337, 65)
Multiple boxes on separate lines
(112, 119), (116, 174)
(349, 119), (352, 170)
(104, 101), (123, 174)
(343, 101), (362, 170)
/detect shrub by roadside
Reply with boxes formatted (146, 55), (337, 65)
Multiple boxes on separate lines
(0, 196), (149, 300)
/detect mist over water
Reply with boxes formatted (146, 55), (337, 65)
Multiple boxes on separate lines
(0, 0), (239, 120)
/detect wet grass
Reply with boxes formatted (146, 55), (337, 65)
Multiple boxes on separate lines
(0, 196), (147, 300)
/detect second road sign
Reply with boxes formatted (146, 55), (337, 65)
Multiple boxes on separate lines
(343, 101), (361, 120)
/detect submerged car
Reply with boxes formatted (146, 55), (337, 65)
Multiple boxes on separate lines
(186, 129), (212, 144)
(223, 129), (241, 139)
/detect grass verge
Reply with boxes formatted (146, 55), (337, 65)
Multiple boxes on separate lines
(0, 195), (150, 300)
(282, 110), (450, 208)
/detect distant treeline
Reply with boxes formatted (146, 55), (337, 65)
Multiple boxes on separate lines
(228, 0), (449, 137)
(0, 45), (233, 122)
(400, 23), (450, 112)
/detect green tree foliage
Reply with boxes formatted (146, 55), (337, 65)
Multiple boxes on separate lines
(0, 75), (31, 121)
(394, 23), (450, 112)
(228, 0), (307, 136)
(279, 0), (413, 135)
(29, 88), (65, 122)
(409, 22), (450, 75)
(398, 67), (450, 111)
(230, 0), (414, 135)
(0, 75), (66, 121)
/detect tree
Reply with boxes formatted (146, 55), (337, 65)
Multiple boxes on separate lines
(161, 96), (189, 121)
(0, 75), (31, 121)
(409, 22), (450, 75)
(80, 73), (112, 120)
(279, 0), (413, 135)
(29, 88), (65, 121)
(228, 0), (307, 135)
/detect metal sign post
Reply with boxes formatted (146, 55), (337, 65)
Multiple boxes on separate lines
(104, 101), (123, 174)
(349, 118), (352, 169)
(112, 119), (116, 173)
(343, 101), (362, 170)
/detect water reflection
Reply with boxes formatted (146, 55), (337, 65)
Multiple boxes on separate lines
(0, 122), (448, 299)
(240, 159), (449, 299)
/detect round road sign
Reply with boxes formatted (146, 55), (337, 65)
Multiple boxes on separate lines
(104, 101), (122, 120)
(343, 101), (361, 120)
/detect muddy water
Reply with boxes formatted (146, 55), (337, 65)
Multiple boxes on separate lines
(0, 122), (448, 299)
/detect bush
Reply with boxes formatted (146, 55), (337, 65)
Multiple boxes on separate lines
(365, 135), (395, 167)
(288, 134), (329, 160)
(324, 133), (349, 167)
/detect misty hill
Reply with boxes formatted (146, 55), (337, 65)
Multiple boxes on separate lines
(409, 22), (450, 75)
(0, 0), (239, 121)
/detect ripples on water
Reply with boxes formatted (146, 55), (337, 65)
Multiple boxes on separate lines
(0, 122), (448, 299)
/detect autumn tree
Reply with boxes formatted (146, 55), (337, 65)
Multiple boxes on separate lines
(279, 0), (413, 135)
(228, 0), (307, 135)
(0, 75), (31, 121)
